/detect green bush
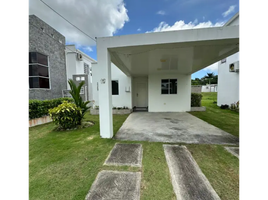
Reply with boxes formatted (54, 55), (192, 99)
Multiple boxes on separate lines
(29, 97), (73, 119)
(191, 93), (203, 107)
(49, 101), (82, 129)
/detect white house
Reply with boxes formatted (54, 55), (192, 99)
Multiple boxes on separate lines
(217, 13), (239, 106)
(201, 84), (217, 92)
(65, 45), (97, 101)
(92, 20), (239, 138)
(92, 63), (132, 109)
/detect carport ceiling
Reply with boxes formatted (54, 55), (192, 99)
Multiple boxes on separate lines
(109, 38), (239, 76)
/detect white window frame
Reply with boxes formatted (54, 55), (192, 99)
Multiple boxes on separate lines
(161, 79), (177, 95)
(111, 80), (119, 95)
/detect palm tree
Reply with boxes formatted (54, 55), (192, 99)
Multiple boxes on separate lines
(68, 79), (90, 117)
(205, 73), (214, 85)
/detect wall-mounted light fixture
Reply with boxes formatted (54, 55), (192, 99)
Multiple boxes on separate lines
(125, 86), (130, 92)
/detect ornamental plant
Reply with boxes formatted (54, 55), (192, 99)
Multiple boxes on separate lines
(68, 79), (90, 117)
(49, 101), (82, 129)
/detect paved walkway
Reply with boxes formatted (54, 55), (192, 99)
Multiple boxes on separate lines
(104, 143), (143, 167)
(85, 143), (223, 200)
(85, 170), (141, 200)
(115, 112), (239, 145)
(224, 146), (239, 158)
(163, 145), (221, 200)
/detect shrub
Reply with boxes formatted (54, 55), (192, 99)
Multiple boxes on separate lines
(191, 93), (203, 107)
(220, 104), (229, 109)
(29, 97), (73, 119)
(49, 101), (82, 129)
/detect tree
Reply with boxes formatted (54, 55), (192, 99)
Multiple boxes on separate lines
(205, 73), (214, 85)
(68, 79), (90, 117)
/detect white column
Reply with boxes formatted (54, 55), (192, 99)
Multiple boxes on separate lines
(97, 48), (113, 138)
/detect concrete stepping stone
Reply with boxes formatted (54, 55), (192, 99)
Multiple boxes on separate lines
(224, 146), (239, 158)
(104, 143), (143, 167)
(163, 145), (221, 200)
(85, 170), (141, 200)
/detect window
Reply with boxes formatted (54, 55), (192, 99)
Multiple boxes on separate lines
(29, 52), (50, 89)
(84, 63), (89, 75)
(112, 80), (119, 95)
(161, 79), (177, 94)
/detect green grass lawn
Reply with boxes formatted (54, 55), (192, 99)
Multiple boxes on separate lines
(29, 97), (239, 200)
(190, 92), (239, 137)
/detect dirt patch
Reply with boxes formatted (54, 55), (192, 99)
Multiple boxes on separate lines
(87, 136), (95, 140)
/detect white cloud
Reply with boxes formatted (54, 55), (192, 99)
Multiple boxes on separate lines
(147, 20), (225, 33)
(83, 46), (93, 52)
(137, 28), (141, 31)
(222, 5), (236, 17)
(157, 10), (166, 15)
(29, 0), (129, 46)
(203, 62), (218, 73)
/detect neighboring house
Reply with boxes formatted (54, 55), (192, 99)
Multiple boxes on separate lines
(92, 16), (239, 138)
(29, 15), (67, 100)
(201, 84), (218, 92)
(217, 12), (239, 106)
(65, 45), (96, 101)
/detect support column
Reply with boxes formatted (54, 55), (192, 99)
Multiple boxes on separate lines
(98, 48), (113, 138)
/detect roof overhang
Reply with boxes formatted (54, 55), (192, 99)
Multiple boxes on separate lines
(97, 25), (239, 76)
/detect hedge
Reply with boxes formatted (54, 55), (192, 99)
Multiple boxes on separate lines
(29, 97), (73, 119)
(191, 93), (203, 107)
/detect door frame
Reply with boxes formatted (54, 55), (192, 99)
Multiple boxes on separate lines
(132, 77), (148, 108)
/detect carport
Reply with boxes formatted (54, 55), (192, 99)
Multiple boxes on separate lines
(96, 25), (239, 138)
(115, 112), (239, 145)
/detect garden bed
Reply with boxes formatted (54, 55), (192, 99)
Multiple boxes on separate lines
(29, 115), (52, 127)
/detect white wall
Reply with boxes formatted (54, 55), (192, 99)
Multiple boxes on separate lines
(201, 85), (217, 92)
(65, 45), (95, 100)
(148, 73), (191, 112)
(217, 52), (239, 106)
(92, 63), (132, 108)
(66, 52), (76, 88)
(111, 64), (132, 108)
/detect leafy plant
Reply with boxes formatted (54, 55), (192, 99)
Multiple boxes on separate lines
(29, 97), (73, 119)
(68, 79), (90, 117)
(49, 101), (82, 129)
(191, 93), (203, 107)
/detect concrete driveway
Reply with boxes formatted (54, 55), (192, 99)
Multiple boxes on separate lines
(115, 112), (239, 145)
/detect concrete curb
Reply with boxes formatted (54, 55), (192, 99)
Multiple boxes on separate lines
(190, 106), (206, 111)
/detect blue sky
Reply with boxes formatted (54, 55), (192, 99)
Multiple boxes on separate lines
(30, 0), (239, 79)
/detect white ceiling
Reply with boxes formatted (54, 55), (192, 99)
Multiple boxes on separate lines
(109, 38), (239, 77)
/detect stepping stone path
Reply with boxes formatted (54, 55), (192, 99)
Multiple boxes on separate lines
(85, 143), (142, 200)
(85, 170), (141, 200)
(86, 143), (223, 200)
(224, 146), (239, 158)
(104, 143), (143, 167)
(163, 145), (221, 200)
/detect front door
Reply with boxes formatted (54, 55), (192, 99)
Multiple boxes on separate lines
(136, 82), (148, 107)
